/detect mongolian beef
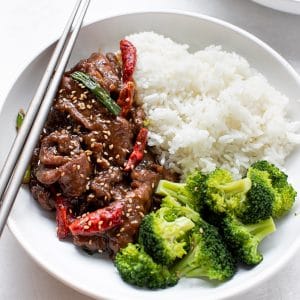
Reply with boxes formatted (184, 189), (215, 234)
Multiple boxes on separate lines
(28, 39), (176, 257)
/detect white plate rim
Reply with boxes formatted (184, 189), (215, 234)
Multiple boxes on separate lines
(4, 9), (300, 300)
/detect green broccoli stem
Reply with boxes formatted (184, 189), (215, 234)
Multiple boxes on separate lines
(161, 195), (200, 223)
(171, 240), (199, 278)
(245, 217), (276, 242)
(218, 178), (251, 194)
(156, 180), (194, 207)
(160, 216), (195, 240)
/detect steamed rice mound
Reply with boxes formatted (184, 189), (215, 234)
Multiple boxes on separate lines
(127, 32), (300, 177)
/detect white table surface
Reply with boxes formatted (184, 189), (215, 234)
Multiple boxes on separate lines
(1, 0), (300, 299)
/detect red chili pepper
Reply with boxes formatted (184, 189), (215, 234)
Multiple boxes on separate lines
(124, 127), (148, 171)
(117, 81), (135, 117)
(55, 195), (73, 240)
(120, 39), (137, 83)
(69, 201), (123, 236)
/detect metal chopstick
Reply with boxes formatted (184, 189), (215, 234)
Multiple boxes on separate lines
(0, 0), (90, 236)
(0, 0), (82, 200)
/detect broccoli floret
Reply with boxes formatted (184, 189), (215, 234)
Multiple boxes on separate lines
(240, 167), (274, 223)
(220, 215), (276, 265)
(251, 160), (297, 219)
(139, 206), (195, 265)
(202, 168), (251, 215)
(115, 243), (178, 289)
(156, 169), (206, 211)
(172, 221), (236, 281)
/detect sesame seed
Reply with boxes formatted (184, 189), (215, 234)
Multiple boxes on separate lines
(78, 102), (86, 110)
(80, 174), (84, 178)
(130, 220), (138, 224)
(88, 239), (92, 245)
(109, 144), (114, 150)
(115, 154), (120, 159)
(139, 212), (144, 217)
(61, 172), (65, 176)
(90, 138), (96, 142)
(104, 135), (108, 140)
(56, 193), (62, 196)
(98, 249), (103, 253)
(83, 225), (90, 230)
(88, 221), (92, 226)
(120, 227), (125, 232)
(77, 165), (81, 170)
(104, 152), (108, 156)
(108, 157), (113, 161)
(87, 104), (92, 109)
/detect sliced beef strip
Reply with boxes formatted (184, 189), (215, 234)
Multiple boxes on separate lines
(29, 178), (55, 211)
(39, 130), (80, 166)
(58, 152), (92, 197)
(90, 167), (123, 202)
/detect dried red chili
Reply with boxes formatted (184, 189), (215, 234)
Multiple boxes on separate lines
(55, 195), (73, 240)
(124, 127), (148, 171)
(120, 39), (137, 83)
(69, 201), (123, 236)
(117, 81), (135, 117)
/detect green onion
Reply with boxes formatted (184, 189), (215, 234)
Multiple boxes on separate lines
(16, 109), (25, 130)
(71, 71), (121, 116)
(16, 109), (31, 184)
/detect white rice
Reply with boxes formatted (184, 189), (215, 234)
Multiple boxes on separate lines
(127, 32), (300, 177)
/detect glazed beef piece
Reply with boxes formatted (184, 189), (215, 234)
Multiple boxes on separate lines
(29, 49), (178, 257)
(29, 178), (55, 211)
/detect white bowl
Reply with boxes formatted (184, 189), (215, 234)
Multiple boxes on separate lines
(1, 11), (300, 300)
